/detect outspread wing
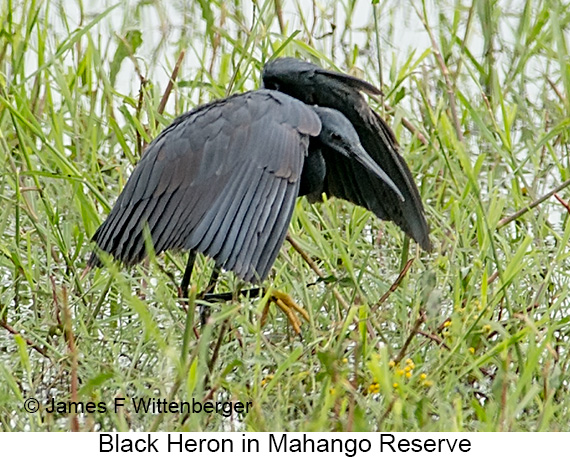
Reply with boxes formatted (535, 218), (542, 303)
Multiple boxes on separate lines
(90, 89), (321, 282)
(262, 58), (432, 251)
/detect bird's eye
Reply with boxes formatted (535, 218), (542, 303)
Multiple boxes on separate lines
(331, 132), (342, 141)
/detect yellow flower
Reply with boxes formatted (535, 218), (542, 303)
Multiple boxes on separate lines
(368, 383), (380, 394)
(393, 383), (399, 388)
(388, 360), (396, 368)
(420, 373), (427, 380)
(469, 347), (475, 354)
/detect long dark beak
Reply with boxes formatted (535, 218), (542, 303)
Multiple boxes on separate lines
(350, 144), (405, 202)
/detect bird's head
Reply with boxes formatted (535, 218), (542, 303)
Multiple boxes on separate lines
(312, 106), (405, 202)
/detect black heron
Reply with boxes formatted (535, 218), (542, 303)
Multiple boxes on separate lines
(89, 58), (431, 331)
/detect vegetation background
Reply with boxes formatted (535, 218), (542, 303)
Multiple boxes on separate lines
(1, 0), (569, 431)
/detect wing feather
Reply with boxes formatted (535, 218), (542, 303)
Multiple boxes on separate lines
(221, 172), (274, 271)
(244, 179), (291, 279)
(206, 167), (265, 258)
(91, 89), (321, 281)
(257, 180), (298, 279)
(192, 161), (253, 253)
(231, 174), (285, 278)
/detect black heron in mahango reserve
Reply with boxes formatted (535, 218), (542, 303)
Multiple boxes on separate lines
(88, 58), (431, 332)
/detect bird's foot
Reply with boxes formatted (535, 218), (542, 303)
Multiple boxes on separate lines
(261, 290), (310, 335)
(202, 287), (309, 334)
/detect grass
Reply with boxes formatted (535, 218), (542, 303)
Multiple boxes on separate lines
(1, 0), (570, 432)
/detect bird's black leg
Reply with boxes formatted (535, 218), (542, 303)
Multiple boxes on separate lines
(198, 266), (221, 325)
(179, 251), (219, 325)
(180, 250), (197, 301)
(203, 267), (220, 296)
